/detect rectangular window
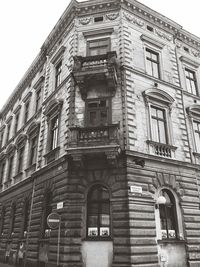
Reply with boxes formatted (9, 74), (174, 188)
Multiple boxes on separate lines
(0, 161), (5, 185)
(86, 99), (110, 127)
(17, 146), (24, 173)
(87, 38), (110, 56)
(55, 61), (62, 88)
(151, 106), (167, 144)
(29, 136), (38, 165)
(193, 121), (200, 152)
(14, 113), (19, 135)
(185, 68), (197, 95)
(0, 130), (4, 148)
(7, 155), (14, 180)
(146, 48), (160, 79)
(50, 116), (59, 150)
(24, 101), (30, 123)
(35, 89), (42, 112)
(6, 123), (11, 143)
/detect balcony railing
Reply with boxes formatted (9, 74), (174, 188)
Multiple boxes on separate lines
(69, 124), (120, 148)
(147, 140), (177, 158)
(72, 51), (118, 99)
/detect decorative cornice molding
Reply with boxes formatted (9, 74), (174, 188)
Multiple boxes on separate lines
(83, 28), (114, 38)
(33, 75), (45, 89)
(180, 56), (200, 68)
(140, 34), (165, 49)
(50, 46), (66, 64)
(22, 92), (32, 103)
(13, 105), (21, 115)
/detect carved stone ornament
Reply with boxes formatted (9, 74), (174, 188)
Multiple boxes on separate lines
(175, 40), (182, 48)
(106, 12), (119, 20)
(191, 49), (200, 58)
(155, 29), (172, 41)
(123, 12), (144, 27)
(79, 17), (91, 25)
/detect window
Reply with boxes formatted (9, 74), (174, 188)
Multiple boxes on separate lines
(87, 184), (110, 238)
(151, 106), (167, 144)
(10, 203), (16, 237)
(29, 135), (38, 166)
(24, 101), (30, 124)
(193, 121), (200, 151)
(35, 89), (42, 112)
(0, 207), (5, 236)
(6, 123), (11, 143)
(55, 61), (62, 88)
(7, 154), (14, 180)
(145, 48), (160, 78)
(143, 88), (176, 158)
(41, 191), (52, 238)
(86, 99), (110, 127)
(87, 38), (110, 56)
(159, 189), (178, 240)
(0, 160), (6, 186)
(14, 113), (20, 135)
(49, 115), (59, 150)
(185, 68), (197, 95)
(22, 199), (30, 238)
(0, 129), (4, 148)
(17, 145), (25, 173)
(44, 99), (62, 162)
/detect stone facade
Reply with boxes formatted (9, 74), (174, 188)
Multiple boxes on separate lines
(0, 0), (200, 267)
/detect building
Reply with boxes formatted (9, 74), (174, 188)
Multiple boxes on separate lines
(0, 0), (200, 266)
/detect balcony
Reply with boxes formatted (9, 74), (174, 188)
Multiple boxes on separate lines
(72, 51), (118, 99)
(67, 124), (121, 166)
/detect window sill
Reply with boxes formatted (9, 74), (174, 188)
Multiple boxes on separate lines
(83, 237), (113, 242)
(25, 163), (36, 176)
(44, 147), (60, 164)
(13, 172), (23, 183)
(157, 239), (185, 244)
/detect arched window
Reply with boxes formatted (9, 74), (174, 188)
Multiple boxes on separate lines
(41, 191), (52, 238)
(159, 189), (178, 240)
(87, 184), (110, 238)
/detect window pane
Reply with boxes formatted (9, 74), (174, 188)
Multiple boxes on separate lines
(89, 111), (98, 126)
(100, 227), (110, 237)
(152, 118), (159, 142)
(152, 62), (159, 78)
(100, 214), (110, 226)
(88, 215), (98, 226)
(88, 227), (98, 236)
(146, 60), (152, 76)
(158, 120), (166, 143)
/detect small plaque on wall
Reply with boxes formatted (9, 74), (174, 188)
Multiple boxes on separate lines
(129, 185), (142, 194)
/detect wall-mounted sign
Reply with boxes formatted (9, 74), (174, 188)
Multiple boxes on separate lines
(129, 185), (142, 194)
(57, 202), (64, 209)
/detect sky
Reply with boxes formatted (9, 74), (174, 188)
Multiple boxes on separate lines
(0, 0), (200, 110)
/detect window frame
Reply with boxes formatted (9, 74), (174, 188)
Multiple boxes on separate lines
(86, 184), (111, 240)
(184, 67), (198, 96)
(0, 206), (6, 237)
(85, 98), (112, 127)
(86, 37), (110, 56)
(41, 191), (52, 239)
(145, 48), (160, 79)
(155, 188), (184, 241)
(24, 100), (30, 124)
(150, 105), (168, 144)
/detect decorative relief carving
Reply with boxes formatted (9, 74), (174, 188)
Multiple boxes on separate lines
(191, 50), (200, 58)
(155, 29), (172, 41)
(79, 17), (91, 25)
(123, 12), (144, 27)
(175, 40), (182, 48)
(106, 12), (119, 20)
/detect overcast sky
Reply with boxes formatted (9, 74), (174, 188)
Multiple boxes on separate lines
(0, 0), (200, 110)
